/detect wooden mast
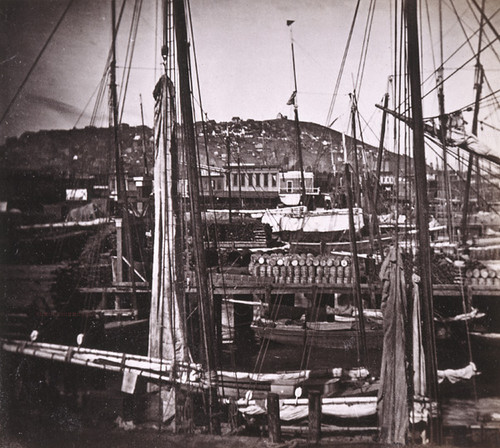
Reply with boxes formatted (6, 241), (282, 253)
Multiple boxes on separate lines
(374, 92), (389, 209)
(237, 146), (243, 209)
(110, 0), (137, 309)
(405, 0), (441, 443)
(288, 21), (307, 205)
(437, 0), (454, 243)
(344, 162), (367, 365)
(171, 0), (220, 434)
(139, 94), (149, 176)
(350, 94), (362, 206)
(461, 0), (485, 246)
(225, 136), (232, 224)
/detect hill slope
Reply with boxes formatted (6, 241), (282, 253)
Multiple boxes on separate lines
(1, 118), (382, 177)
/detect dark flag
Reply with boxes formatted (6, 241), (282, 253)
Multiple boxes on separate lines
(287, 20), (295, 26)
(286, 91), (296, 106)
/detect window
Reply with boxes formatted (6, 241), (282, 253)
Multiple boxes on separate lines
(287, 180), (293, 193)
(226, 174), (230, 187)
(233, 173), (238, 187)
(248, 173), (253, 186)
(272, 175), (277, 188)
(240, 173), (246, 187)
(263, 173), (269, 187)
(256, 173), (261, 187)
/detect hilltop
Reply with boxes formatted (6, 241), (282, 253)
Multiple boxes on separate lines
(0, 117), (385, 178)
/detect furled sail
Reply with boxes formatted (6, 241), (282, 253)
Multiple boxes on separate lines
(376, 104), (500, 166)
(424, 111), (500, 166)
(148, 75), (190, 364)
(377, 247), (408, 444)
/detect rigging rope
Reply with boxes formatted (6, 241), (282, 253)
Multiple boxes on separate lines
(463, 0), (500, 64)
(325, 0), (361, 127)
(119, 0), (144, 124)
(480, 119), (500, 132)
(0, 0), (76, 126)
(424, 136), (500, 215)
(354, 0), (376, 98)
(391, 4), (500, 120)
(421, 33), (499, 103)
(448, 0), (500, 110)
(424, 0), (438, 79)
(90, 0), (128, 127)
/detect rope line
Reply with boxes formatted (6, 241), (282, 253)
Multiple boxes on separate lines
(0, 0), (76, 125)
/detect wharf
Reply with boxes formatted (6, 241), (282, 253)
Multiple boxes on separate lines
(187, 272), (500, 298)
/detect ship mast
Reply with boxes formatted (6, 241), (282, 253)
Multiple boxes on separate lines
(437, 0), (454, 243)
(350, 94), (362, 206)
(405, 0), (441, 443)
(287, 21), (307, 205)
(461, 0), (486, 246)
(139, 94), (149, 176)
(225, 135), (232, 223)
(110, 0), (137, 309)
(374, 92), (389, 209)
(172, 0), (220, 434)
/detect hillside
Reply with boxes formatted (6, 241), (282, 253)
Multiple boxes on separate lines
(0, 117), (384, 178)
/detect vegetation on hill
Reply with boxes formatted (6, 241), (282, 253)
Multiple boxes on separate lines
(0, 118), (383, 177)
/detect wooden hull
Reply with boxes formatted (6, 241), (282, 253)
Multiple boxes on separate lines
(251, 324), (383, 350)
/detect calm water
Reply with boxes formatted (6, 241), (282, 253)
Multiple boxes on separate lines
(222, 333), (500, 428)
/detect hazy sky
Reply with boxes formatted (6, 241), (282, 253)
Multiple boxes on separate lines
(1, 0), (499, 153)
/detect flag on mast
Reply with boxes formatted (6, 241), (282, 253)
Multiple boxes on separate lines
(286, 91), (297, 106)
(287, 20), (294, 26)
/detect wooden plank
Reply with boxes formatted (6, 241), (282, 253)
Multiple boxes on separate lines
(201, 273), (500, 297)
(78, 287), (150, 294)
(112, 281), (149, 288)
(215, 241), (267, 249)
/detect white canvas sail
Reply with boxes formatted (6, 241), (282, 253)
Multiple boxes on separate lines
(148, 75), (190, 364)
(424, 112), (500, 166)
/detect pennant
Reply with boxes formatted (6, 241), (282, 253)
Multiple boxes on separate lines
(287, 20), (295, 26)
(286, 91), (297, 106)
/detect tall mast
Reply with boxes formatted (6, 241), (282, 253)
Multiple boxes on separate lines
(139, 94), (149, 176)
(110, 0), (136, 309)
(374, 92), (389, 209)
(437, 0), (454, 243)
(225, 135), (232, 224)
(350, 94), (362, 205)
(461, 0), (485, 246)
(172, 0), (220, 434)
(237, 146), (243, 209)
(405, 0), (441, 443)
(344, 162), (367, 364)
(287, 20), (306, 204)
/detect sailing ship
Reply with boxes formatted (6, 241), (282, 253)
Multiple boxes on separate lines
(0, 3), (384, 438)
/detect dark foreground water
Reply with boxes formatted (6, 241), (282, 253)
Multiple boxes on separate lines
(1, 328), (499, 447)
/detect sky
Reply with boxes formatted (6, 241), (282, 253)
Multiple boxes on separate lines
(1, 0), (499, 158)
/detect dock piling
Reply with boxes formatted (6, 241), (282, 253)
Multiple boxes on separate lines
(308, 390), (322, 444)
(267, 392), (281, 443)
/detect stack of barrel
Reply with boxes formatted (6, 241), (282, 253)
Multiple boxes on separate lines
(248, 253), (353, 284)
(469, 245), (500, 261)
(464, 266), (499, 286)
